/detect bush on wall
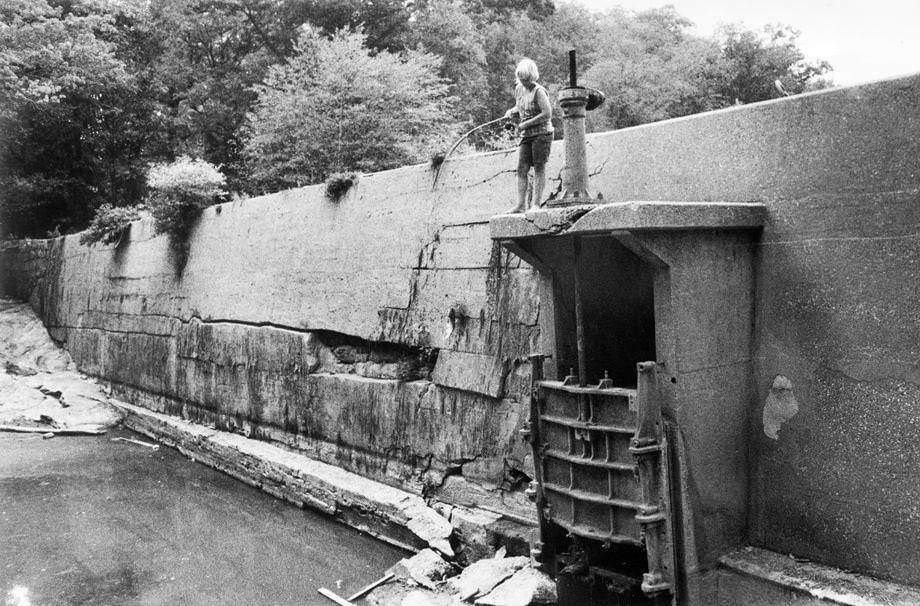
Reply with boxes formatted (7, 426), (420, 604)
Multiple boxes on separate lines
(146, 157), (227, 239)
(79, 204), (143, 246)
(324, 172), (359, 202)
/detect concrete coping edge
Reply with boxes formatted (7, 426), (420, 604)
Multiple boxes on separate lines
(719, 546), (920, 606)
(489, 200), (767, 240)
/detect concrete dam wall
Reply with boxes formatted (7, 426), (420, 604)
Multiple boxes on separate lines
(5, 73), (920, 589)
(2, 153), (546, 517)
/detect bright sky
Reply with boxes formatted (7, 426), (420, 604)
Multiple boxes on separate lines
(561, 0), (920, 86)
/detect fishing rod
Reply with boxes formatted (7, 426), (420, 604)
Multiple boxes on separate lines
(431, 116), (510, 190)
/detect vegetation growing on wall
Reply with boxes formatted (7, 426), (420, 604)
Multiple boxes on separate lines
(146, 157), (226, 240)
(79, 205), (143, 246)
(0, 0), (832, 238)
(324, 172), (360, 203)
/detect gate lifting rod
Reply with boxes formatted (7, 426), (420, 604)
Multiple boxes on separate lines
(573, 237), (588, 386)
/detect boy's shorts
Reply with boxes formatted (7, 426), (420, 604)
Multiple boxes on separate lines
(518, 133), (553, 170)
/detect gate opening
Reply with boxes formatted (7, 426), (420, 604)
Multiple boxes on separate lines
(531, 235), (656, 386)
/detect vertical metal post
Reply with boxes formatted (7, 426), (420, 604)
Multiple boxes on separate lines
(549, 50), (591, 204)
(630, 362), (675, 602)
(573, 237), (587, 386)
(523, 354), (551, 566)
(568, 49), (577, 87)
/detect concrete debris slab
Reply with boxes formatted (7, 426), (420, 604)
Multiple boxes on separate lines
(391, 548), (455, 590)
(404, 503), (455, 557)
(448, 506), (506, 562)
(367, 582), (453, 606)
(448, 556), (530, 601)
(474, 567), (557, 606)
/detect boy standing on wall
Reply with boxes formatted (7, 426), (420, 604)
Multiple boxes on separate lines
(505, 58), (554, 214)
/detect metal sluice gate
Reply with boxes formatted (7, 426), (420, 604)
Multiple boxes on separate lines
(524, 356), (677, 605)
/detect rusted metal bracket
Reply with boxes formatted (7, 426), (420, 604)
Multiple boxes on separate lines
(561, 367), (578, 386)
(596, 370), (614, 389)
(630, 361), (677, 603)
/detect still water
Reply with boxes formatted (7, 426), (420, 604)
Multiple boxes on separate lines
(0, 429), (406, 605)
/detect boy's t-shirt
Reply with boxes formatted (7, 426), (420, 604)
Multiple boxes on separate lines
(515, 83), (554, 139)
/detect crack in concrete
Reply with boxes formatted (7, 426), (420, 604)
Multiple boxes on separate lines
(52, 324), (174, 339)
(589, 157), (610, 178)
(417, 230), (441, 270)
(441, 220), (490, 229)
(467, 169), (517, 188)
(520, 206), (591, 235)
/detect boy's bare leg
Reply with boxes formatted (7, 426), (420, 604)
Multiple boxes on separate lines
(531, 166), (546, 208)
(506, 168), (530, 213)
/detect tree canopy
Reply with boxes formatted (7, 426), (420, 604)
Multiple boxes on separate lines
(0, 0), (832, 238)
(0, 0), (148, 237)
(243, 27), (457, 192)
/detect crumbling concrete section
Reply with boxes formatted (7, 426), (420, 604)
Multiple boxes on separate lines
(0, 205), (540, 523)
(112, 398), (533, 561)
(116, 400), (452, 554)
(0, 298), (119, 432)
(0, 299), (530, 563)
(367, 548), (556, 606)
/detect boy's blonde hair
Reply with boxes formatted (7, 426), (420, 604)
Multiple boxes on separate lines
(515, 58), (539, 83)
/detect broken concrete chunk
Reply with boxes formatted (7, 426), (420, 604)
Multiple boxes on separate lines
(366, 583), (452, 606)
(404, 503), (455, 557)
(391, 548), (454, 590)
(432, 501), (454, 521)
(426, 538), (454, 558)
(448, 556), (530, 601)
(449, 506), (504, 563)
(474, 567), (557, 606)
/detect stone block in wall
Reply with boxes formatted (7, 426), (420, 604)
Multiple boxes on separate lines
(432, 350), (505, 398)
